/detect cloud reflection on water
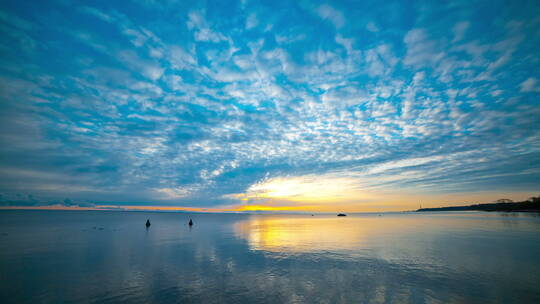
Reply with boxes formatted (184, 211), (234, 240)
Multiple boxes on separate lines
(1, 211), (540, 303)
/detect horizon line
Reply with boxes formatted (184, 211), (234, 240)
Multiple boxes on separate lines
(0, 205), (416, 214)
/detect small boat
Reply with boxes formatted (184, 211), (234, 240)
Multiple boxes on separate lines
(337, 213), (347, 217)
(145, 219), (151, 227)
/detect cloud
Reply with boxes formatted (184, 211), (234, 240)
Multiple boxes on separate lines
(80, 6), (114, 23)
(316, 4), (345, 28)
(452, 21), (469, 42)
(231, 174), (364, 203)
(520, 77), (540, 92)
(403, 28), (444, 68)
(245, 13), (258, 30)
(117, 50), (164, 81)
(0, 0), (539, 211)
(364, 44), (398, 76)
(187, 10), (227, 42)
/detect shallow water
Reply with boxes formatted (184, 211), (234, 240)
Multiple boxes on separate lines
(1, 210), (539, 303)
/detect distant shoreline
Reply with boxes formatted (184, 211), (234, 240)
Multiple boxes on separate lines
(417, 196), (540, 212)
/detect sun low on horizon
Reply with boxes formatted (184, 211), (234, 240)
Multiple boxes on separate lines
(0, 0), (539, 213)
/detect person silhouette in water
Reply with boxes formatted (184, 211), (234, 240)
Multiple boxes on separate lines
(145, 219), (151, 227)
(188, 219), (193, 226)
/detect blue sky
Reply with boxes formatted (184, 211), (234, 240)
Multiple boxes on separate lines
(0, 0), (539, 211)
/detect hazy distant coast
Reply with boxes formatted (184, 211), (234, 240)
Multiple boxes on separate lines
(417, 196), (540, 212)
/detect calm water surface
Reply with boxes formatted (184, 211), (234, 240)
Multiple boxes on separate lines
(1, 210), (539, 303)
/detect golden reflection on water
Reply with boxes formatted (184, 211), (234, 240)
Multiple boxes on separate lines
(233, 215), (395, 253)
(233, 213), (528, 254)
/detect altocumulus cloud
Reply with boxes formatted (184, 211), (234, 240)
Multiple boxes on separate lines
(0, 0), (539, 211)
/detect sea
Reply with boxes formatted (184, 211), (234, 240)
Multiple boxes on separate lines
(1, 210), (539, 303)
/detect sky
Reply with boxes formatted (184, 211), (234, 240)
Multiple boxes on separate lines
(0, 0), (539, 212)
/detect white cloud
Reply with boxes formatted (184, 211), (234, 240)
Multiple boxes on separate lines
(167, 46), (196, 70)
(520, 77), (540, 92)
(187, 10), (226, 42)
(403, 28), (444, 68)
(165, 74), (183, 91)
(413, 71), (425, 85)
(321, 86), (367, 108)
(316, 4), (345, 28)
(246, 13), (258, 29)
(195, 28), (226, 43)
(80, 6), (114, 23)
(491, 90), (503, 97)
(155, 187), (191, 199)
(371, 101), (396, 117)
(364, 44), (398, 76)
(123, 28), (149, 47)
(117, 50), (164, 81)
(187, 10), (204, 30)
(129, 81), (163, 95)
(335, 34), (354, 54)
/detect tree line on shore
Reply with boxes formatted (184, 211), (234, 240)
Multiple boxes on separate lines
(417, 195), (540, 212)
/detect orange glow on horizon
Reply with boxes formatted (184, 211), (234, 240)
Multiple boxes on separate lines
(0, 190), (536, 213)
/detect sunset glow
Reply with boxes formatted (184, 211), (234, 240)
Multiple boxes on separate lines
(1, 1), (539, 303)
(0, 0), (538, 212)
